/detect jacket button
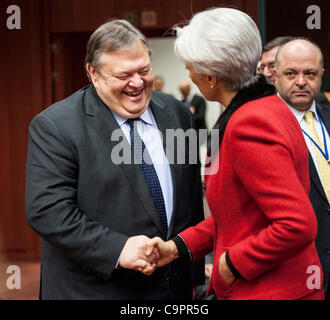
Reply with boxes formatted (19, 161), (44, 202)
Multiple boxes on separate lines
(325, 207), (330, 215)
(325, 248), (330, 254)
(164, 273), (170, 281)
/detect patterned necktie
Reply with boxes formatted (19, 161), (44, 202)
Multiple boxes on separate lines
(304, 111), (330, 203)
(127, 119), (168, 235)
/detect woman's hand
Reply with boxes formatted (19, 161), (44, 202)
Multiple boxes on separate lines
(219, 252), (236, 286)
(150, 237), (179, 267)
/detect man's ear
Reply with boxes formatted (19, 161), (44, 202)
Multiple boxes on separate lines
(272, 68), (278, 84)
(86, 63), (98, 84)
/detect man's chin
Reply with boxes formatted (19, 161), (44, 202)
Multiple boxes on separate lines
(122, 102), (150, 118)
(291, 99), (313, 111)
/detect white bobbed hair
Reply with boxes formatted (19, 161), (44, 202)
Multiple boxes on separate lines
(174, 8), (262, 91)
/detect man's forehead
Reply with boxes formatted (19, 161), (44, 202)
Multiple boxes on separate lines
(98, 50), (151, 73)
(279, 55), (321, 70)
(279, 41), (321, 65)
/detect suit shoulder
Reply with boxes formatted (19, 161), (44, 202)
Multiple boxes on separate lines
(32, 86), (89, 123)
(193, 94), (205, 102)
(152, 90), (189, 113)
(317, 102), (330, 116)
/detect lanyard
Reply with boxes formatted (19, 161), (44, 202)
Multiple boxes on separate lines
(302, 109), (330, 163)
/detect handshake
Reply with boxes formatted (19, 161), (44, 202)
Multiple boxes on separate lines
(118, 235), (236, 286)
(118, 235), (180, 276)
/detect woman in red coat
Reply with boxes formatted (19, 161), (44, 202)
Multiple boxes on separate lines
(151, 8), (324, 300)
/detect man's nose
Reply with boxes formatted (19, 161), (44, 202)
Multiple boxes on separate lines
(129, 74), (144, 87)
(263, 67), (273, 77)
(296, 74), (307, 87)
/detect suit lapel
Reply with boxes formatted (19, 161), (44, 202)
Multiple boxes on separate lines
(317, 103), (330, 137)
(83, 85), (170, 235)
(308, 153), (327, 202)
(310, 103), (330, 202)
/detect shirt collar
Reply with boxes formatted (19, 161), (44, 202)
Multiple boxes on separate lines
(110, 106), (154, 127)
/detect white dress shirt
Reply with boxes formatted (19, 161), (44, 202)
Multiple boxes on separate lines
(111, 107), (173, 226)
(279, 95), (330, 185)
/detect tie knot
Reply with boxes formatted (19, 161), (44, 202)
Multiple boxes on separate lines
(126, 118), (139, 129)
(304, 111), (315, 124)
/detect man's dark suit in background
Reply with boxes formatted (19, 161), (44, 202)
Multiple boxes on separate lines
(186, 94), (207, 130)
(309, 103), (330, 298)
(179, 80), (207, 130)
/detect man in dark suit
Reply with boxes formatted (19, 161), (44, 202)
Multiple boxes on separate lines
(275, 38), (330, 298)
(25, 19), (204, 300)
(179, 80), (207, 131)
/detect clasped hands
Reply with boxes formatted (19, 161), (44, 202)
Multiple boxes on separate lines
(118, 235), (177, 276)
(118, 235), (236, 286)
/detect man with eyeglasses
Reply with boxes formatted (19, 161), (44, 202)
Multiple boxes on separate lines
(258, 36), (294, 84)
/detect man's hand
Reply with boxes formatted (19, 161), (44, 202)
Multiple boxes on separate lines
(150, 237), (179, 267)
(189, 105), (196, 115)
(205, 264), (213, 278)
(218, 252), (235, 286)
(119, 235), (159, 276)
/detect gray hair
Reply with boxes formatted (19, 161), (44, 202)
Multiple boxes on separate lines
(85, 19), (152, 78)
(174, 8), (262, 91)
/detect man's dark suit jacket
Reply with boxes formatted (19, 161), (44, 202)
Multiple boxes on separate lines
(310, 103), (330, 296)
(25, 85), (204, 300)
(182, 94), (207, 130)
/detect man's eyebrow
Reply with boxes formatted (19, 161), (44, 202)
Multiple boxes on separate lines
(113, 64), (151, 76)
(304, 68), (319, 72)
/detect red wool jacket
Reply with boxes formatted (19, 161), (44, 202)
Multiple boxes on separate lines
(180, 94), (324, 300)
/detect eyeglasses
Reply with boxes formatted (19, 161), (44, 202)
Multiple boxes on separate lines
(258, 63), (275, 73)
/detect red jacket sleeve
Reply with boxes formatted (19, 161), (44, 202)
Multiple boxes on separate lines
(179, 215), (215, 261)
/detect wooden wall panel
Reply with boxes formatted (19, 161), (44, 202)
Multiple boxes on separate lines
(51, 33), (91, 102)
(0, 0), (51, 261)
(163, 0), (259, 32)
(50, 0), (259, 33)
(51, 0), (116, 32)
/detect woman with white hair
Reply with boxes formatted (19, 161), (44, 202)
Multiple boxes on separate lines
(151, 8), (324, 300)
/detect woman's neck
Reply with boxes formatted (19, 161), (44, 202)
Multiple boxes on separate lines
(216, 83), (238, 108)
